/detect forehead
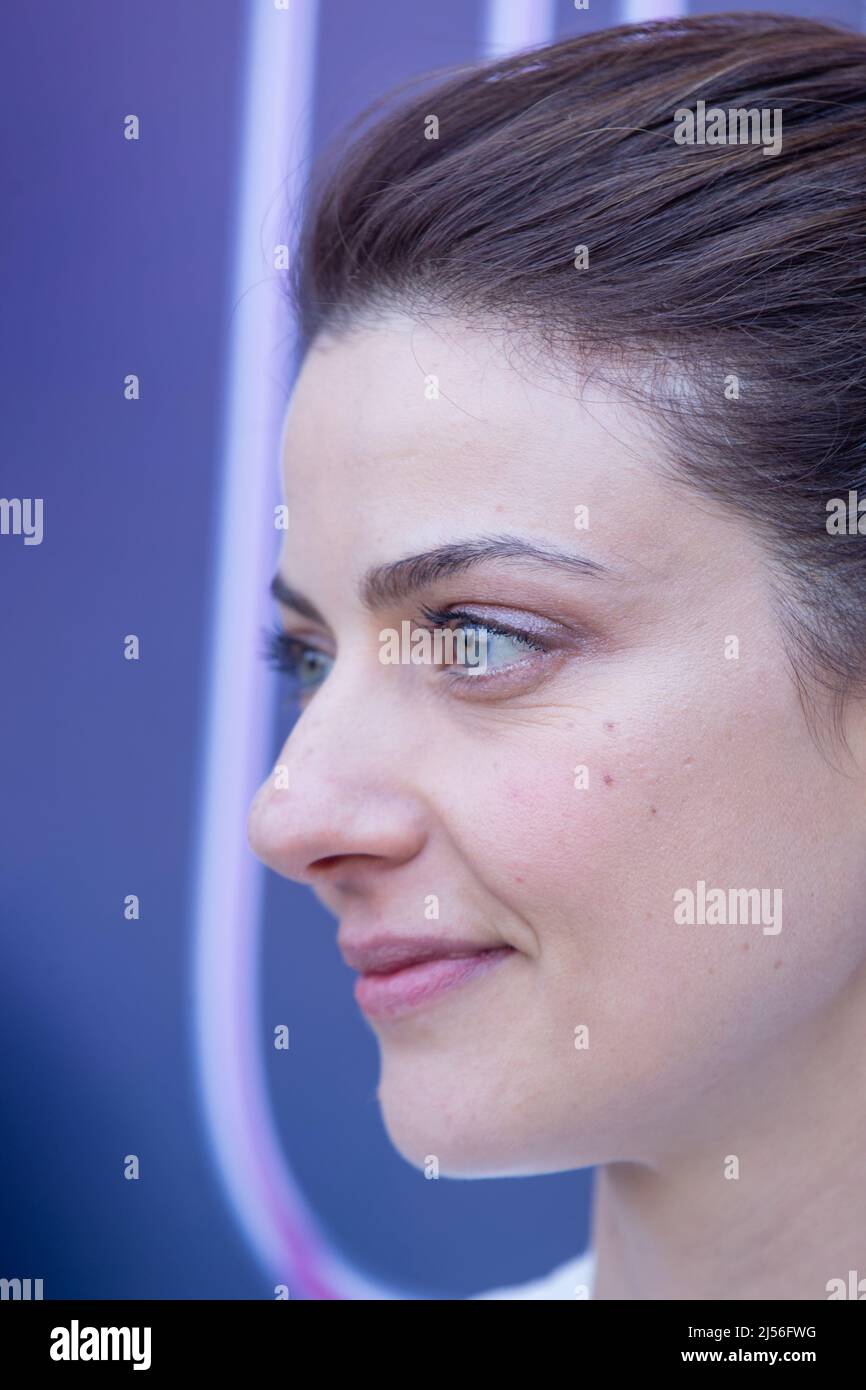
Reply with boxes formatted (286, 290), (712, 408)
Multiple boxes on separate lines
(281, 314), (667, 522)
(275, 313), (760, 622)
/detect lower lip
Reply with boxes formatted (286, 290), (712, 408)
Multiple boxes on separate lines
(354, 947), (515, 1021)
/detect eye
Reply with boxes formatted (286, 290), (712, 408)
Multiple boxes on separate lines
(450, 621), (542, 674)
(261, 623), (333, 703)
(417, 605), (548, 679)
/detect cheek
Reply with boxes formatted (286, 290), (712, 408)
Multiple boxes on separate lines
(458, 714), (853, 1085)
(465, 727), (680, 924)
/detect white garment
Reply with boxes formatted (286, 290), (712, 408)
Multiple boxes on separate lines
(469, 1248), (595, 1300)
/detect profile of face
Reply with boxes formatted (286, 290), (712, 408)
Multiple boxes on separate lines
(247, 312), (866, 1181)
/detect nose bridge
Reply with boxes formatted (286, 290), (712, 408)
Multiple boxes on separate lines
(248, 669), (428, 881)
(275, 656), (394, 790)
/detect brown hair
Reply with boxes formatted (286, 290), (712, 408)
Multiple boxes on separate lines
(289, 11), (866, 734)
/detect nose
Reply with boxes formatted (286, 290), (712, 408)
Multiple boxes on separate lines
(247, 680), (429, 894)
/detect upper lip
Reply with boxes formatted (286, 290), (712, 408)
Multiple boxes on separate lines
(338, 933), (509, 976)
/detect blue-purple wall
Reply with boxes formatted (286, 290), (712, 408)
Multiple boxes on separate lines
(2, 0), (859, 1298)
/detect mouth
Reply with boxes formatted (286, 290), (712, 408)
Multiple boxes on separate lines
(341, 936), (517, 1021)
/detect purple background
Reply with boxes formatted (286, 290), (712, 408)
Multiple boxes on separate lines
(2, 0), (860, 1298)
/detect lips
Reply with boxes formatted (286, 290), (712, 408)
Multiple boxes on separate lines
(338, 933), (516, 1021)
(338, 933), (505, 975)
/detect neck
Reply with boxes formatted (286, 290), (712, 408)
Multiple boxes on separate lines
(590, 957), (866, 1300)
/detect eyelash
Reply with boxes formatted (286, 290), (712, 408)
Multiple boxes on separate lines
(261, 607), (552, 703)
(416, 604), (547, 667)
(262, 623), (333, 698)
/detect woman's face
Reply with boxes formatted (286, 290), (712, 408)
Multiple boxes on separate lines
(247, 312), (866, 1178)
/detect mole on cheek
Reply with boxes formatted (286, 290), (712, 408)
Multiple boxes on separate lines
(603, 774), (614, 786)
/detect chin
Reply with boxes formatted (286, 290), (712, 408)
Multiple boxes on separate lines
(375, 1054), (599, 1180)
(376, 1059), (512, 1177)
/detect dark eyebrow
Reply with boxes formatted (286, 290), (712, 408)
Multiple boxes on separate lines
(270, 534), (609, 624)
(360, 534), (608, 611)
(269, 573), (327, 624)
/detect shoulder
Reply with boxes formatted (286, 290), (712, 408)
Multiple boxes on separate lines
(467, 1249), (595, 1300)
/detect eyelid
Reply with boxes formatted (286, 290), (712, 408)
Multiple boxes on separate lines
(417, 602), (563, 645)
(261, 622), (333, 668)
(268, 615), (334, 649)
(411, 603), (579, 699)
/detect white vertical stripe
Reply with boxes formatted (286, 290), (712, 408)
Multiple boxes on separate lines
(621, 0), (687, 21)
(189, 0), (360, 1291)
(483, 0), (556, 57)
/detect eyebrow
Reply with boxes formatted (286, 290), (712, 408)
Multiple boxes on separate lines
(270, 533), (609, 621)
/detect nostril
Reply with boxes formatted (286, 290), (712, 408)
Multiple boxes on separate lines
(308, 852), (382, 880)
(310, 855), (345, 872)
